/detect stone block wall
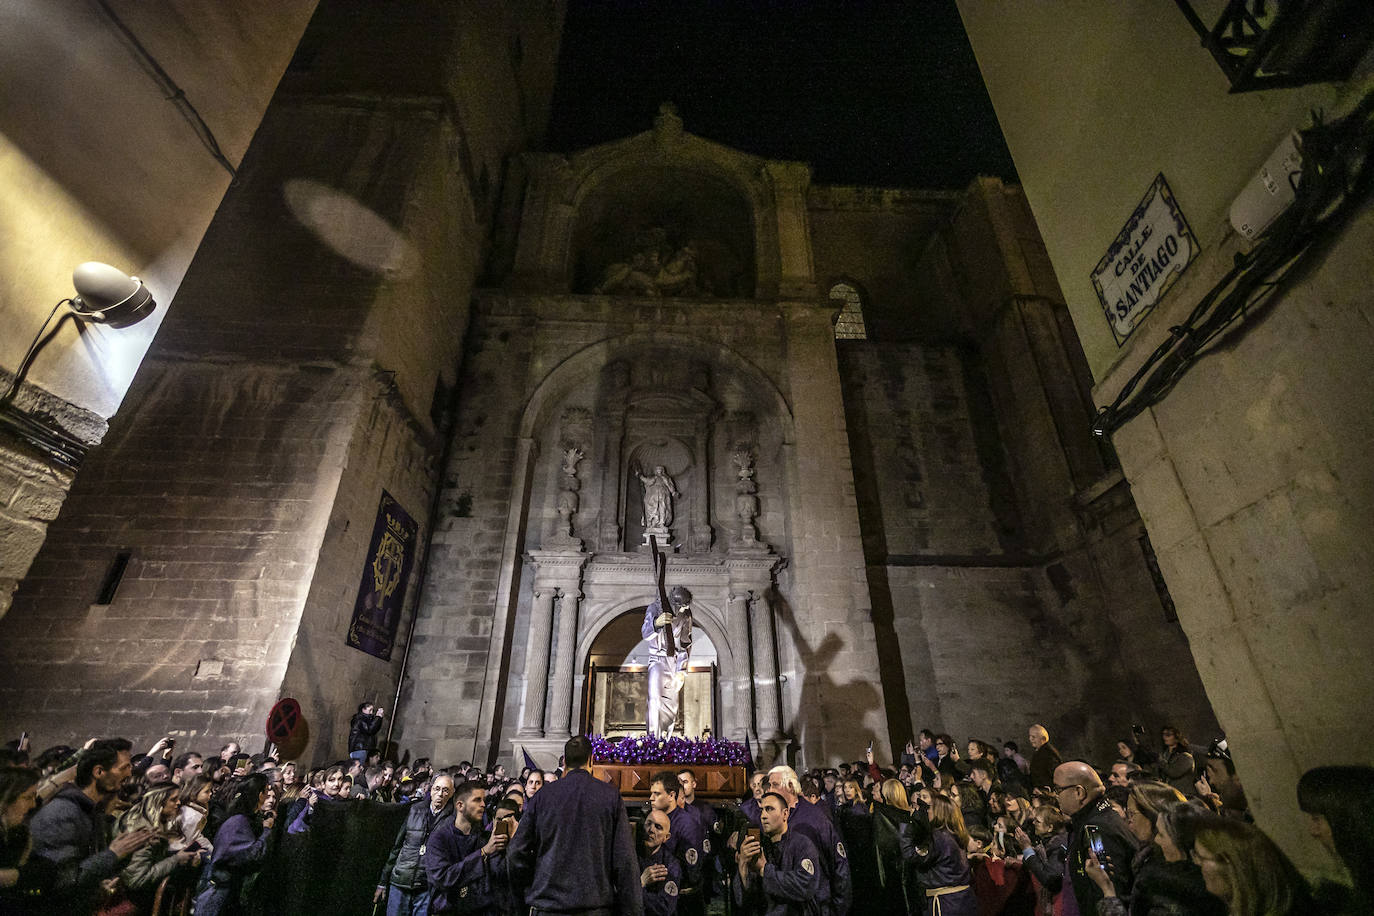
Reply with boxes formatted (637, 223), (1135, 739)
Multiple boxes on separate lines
(0, 0), (561, 756)
(1102, 200), (1374, 871)
(398, 305), (540, 766)
(807, 187), (961, 339)
(0, 361), (362, 749)
(277, 378), (438, 762)
(0, 442), (75, 618)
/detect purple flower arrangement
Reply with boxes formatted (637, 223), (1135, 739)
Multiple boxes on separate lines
(589, 733), (749, 766)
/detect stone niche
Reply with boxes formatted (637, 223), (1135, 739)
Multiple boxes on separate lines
(571, 165), (756, 298)
(530, 341), (786, 557)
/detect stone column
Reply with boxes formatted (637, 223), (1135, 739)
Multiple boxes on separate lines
(546, 587), (582, 736)
(748, 590), (783, 741)
(517, 587), (557, 737)
(726, 590), (752, 742)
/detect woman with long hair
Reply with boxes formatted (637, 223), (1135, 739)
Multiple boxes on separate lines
(841, 777), (868, 816)
(1190, 815), (1310, 916)
(1156, 728), (1196, 798)
(193, 774), (276, 916)
(906, 793), (977, 915)
(1085, 781), (1223, 915)
(118, 782), (202, 912)
(0, 766), (43, 906)
(176, 774), (215, 856)
(1297, 764), (1374, 914)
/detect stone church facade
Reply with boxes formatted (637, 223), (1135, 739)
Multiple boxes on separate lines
(0, 3), (1217, 771)
(400, 106), (1217, 769)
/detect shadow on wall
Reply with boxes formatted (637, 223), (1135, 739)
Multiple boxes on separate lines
(771, 590), (883, 765)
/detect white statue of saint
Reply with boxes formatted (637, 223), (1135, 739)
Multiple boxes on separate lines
(637, 464), (679, 530)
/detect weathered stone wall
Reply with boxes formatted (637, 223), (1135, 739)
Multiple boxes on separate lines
(837, 178), (1219, 764)
(957, 2), (1371, 870)
(0, 361), (362, 750)
(807, 187), (961, 339)
(399, 291), (891, 768)
(0, 0), (563, 758)
(0, 441), (76, 618)
(1105, 200), (1374, 871)
(839, 340), (1219, 764)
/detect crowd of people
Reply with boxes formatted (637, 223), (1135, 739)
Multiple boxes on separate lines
(0, 715), (1369, 916)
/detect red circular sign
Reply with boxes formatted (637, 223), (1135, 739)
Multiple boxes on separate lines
(266, 698), (303, 743)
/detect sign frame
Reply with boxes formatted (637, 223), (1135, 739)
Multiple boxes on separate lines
(1090, 173), (1198, 346)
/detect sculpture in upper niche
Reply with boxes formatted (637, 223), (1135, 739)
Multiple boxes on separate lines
(637, 464), (679, 530)
(595, 227), (701, 297)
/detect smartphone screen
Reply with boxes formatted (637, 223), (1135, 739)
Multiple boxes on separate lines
(1083, 824), (1105, 857)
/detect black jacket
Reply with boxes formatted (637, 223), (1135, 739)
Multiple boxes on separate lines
(1066, 795), (1138, 913)
(348, 712), (383, 753)
(380, 796), (455, 891)
(26, 783), (120, 913)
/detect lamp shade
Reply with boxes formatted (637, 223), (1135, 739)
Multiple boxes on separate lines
(71, 262), (156, 327)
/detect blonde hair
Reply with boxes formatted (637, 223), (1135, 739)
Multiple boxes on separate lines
(1193, 817), (1307, 916)
(118, 783), (178, 835)
(880, 778), (911, 811)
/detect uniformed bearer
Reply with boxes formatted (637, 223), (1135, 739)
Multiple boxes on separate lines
(425, 779), (505, 915)
(734, 792), (821, 916)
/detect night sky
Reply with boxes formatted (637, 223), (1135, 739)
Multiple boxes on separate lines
(546, 0), (1018, 190)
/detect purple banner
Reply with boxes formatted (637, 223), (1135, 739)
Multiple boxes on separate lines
(346, 490), (418, 660)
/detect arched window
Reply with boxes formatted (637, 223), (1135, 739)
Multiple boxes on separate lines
(830, 281), (868, 340)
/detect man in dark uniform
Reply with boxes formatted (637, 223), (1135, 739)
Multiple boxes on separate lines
(740, 772), (766, 828)
(1054, 761), (1138, 913)
(425, 780), (505, 915)
(767, 766), (849, 916)
(677, 769), (721, 908)
(638, 809), (683, 916)
(734, 792), (820, 916)
(649, 772), (704, 914)
(508, 735), (643, 916)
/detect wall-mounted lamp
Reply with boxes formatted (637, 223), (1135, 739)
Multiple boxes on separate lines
(1, 263), (157, 469)
(68, 262), (157, 328)
(3, 262), (157, 404)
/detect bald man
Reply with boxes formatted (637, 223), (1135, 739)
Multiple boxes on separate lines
(1026, 724), (1062, 790)
(1052, 761), (1138, 913)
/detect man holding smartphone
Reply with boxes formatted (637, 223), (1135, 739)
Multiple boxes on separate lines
(733, 793), (819, 915)
(425, 779), (504, 914)
(1052, 762), (1137, 913)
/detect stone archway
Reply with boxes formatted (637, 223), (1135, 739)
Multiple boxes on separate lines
(574, 589), (742, 742)
(580, 606), (721, 738)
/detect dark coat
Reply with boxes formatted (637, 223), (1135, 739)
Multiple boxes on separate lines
(348, 712), (383, 753)
(26, 783), (120, 913)
(425, 819), (497, 914)
(1028, 745), (1062, 792)
(1098, 846), (1226, 916)
(787, 799), (850, 916)
(380, 796), (455, 892)
(906, 829), (977, 916)
(506, 767), (642, 915)
(638, 843), (684, 916)
(1065, 796), (1138, 914)
(667, 806), (705, 890)
(192, 813), (271, 916)
(1155, 750), (1196, 798)
(733, 829), (821, 916)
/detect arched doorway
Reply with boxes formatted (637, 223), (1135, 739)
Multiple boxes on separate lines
(583, 608), (719, 738)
